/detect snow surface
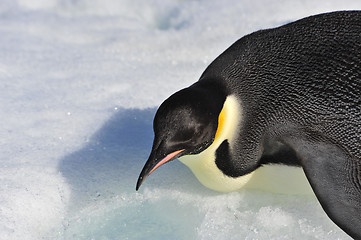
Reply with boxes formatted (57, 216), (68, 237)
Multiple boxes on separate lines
(0, 0), (360, 239)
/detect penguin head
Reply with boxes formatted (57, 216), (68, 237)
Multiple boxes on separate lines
(136, 81), (226, 190)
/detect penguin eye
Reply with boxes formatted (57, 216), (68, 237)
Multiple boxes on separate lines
(171, 127), (195, 143)
(169, 120), (208, 146)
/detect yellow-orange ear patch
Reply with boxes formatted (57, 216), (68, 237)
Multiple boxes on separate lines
(214, 107), (225, 141)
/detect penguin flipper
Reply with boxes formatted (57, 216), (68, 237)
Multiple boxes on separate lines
(287, 139), (361, 239)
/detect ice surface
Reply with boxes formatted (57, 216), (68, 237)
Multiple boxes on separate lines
(0, 0), (359, 239)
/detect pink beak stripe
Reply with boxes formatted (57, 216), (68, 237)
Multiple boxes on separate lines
(149, 149), (184, 175)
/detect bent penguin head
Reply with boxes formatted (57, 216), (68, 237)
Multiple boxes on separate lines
(136, 80), (226, 190)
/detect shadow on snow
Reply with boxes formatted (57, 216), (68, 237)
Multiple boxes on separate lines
(58, 108), (156, 209)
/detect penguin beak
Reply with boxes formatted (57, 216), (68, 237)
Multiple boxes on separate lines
(136, 149), (185, 191)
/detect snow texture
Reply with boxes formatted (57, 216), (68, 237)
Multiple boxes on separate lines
(0, 0), (359, 239)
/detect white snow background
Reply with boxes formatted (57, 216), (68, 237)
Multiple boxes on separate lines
(0, 0), (360, 239)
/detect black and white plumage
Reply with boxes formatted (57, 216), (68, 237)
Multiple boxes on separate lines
(137, 11), (361, 239)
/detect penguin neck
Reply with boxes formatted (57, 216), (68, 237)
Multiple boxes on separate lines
(179, 95), (313, 194)
(179, 95), (250, 192)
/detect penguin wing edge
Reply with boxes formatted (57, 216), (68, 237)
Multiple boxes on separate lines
(286, 139), (361, 239)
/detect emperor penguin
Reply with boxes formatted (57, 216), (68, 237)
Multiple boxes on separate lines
(136, 11), (361, 239)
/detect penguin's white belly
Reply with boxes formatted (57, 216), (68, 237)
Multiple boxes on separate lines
(179, 155), (313, 195)
(245, 164), (313, 195)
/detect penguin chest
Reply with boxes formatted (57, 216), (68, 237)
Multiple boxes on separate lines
(179, 142), (254, 192)
(179, 146), (313, 194)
